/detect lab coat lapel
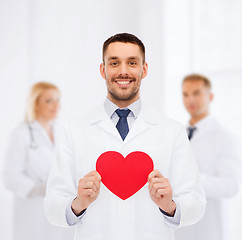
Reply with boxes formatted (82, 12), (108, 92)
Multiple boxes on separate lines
(124, 114), (148, 144)
(204, 116), (218, 132)
(99, 117), (121, 140)
(123, 107), (159, 145)
(89, 104), (121, 140)
(30, 121), (55, 149)
(190, 115), (218, 141)
(89, 104), (159, 143)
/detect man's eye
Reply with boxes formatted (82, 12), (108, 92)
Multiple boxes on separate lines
(110, 62), (118, 66)
(129, 62), (137, 66)
(46, 99), (52, 103)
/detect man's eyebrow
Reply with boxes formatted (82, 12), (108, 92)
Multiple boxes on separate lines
(107, 56), (140, 61)
(107, 57), (119, 61)
(128, 56), (139, 60)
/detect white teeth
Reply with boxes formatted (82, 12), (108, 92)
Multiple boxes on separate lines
(117, 81), (130, 84)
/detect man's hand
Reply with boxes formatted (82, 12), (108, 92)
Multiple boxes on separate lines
(71, 170), (101, 216)
(148, 170), (176, 216)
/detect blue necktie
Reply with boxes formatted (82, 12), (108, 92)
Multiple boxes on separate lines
(188, 127), (196, 140)
(115, 109), (131, 141)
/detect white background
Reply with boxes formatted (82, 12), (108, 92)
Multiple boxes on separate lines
(0, 0), (241, 239)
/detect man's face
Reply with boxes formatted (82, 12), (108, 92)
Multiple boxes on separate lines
(100, 42), (148, 104)
(182, 80), (213, 117)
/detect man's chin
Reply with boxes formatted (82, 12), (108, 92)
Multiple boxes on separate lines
(111, 94), (137, 102)
(108, 87), (140, 102)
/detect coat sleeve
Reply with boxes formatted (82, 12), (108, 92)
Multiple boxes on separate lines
(171, 124), (206, 228)
(201, 133), (241, 199)
(2, 124), (36, 198)
(44, 123), (77, 228)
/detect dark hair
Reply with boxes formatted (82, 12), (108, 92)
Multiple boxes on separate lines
(183, 73), (212, 90)
(102, 33), (145, 63)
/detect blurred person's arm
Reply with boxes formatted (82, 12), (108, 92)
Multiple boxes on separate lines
(201, 134), (241, 199)
(2, 123), (43, 198)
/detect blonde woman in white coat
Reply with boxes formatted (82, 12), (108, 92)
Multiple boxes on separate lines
(175, 74), (241, 240)
(3, 82), (73, 240)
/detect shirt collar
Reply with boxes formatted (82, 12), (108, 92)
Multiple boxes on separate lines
(104, 98), (142, 119)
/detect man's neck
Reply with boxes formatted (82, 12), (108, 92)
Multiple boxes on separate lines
(107, 96), (140, 108)
(190, 112), (209, 126)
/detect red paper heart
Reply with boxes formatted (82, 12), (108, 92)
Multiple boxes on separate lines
(96, 151), (154, 200)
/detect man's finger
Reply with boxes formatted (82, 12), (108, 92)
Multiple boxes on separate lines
(79, 181), (98, 192)
(155, 188), (168, 198)
(148, 169), (164, 182)
(148, 177), (167, 187)
(150, 185), (158, 197)
(83, 176), (100, 183)
(84, 170), (101, 181)
(152, 182), (170, 190)
(149, 181), (170, 195)
(80, 188), (95, 197)
(85, 182), (98, 192)
(93, 171), (102, 181)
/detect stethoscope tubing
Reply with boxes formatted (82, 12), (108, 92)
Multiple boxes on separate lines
(27, 123), (38, 149)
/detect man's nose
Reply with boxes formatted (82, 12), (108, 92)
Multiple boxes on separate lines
(119, 63), (129, 76)
(187, 96), (195, 103)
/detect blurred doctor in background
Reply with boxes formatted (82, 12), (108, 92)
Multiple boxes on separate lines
(2, 82), (73, 240)
(175, 74), (241, 240)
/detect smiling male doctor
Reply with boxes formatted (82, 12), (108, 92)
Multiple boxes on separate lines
(44, 33), (206, 240)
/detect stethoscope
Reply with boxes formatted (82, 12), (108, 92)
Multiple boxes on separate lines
(27, 123), (38, 149)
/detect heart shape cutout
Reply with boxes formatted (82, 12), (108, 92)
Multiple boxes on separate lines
(96, 151), (154, 200)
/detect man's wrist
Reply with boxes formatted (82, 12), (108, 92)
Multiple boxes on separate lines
(71, 197), (87, 216)
(159, 200), (176, 217)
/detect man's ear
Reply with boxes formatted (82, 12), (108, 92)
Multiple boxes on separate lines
(141, 62), (148, 79)
(210, 93), (214, 102)
(100, 63), (106, 79)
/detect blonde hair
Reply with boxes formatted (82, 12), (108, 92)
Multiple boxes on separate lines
(25, 82), (59, 122)
(183, 73), (212, 90)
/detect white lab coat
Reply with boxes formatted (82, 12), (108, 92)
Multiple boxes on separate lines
(3, 121), (73, 240)
(44, 104), (206, 240)
(175, 115), (241, 240)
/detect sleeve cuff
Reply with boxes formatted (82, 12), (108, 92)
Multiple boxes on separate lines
(159, 200), (181, 228)
(65, 198), (87, 226)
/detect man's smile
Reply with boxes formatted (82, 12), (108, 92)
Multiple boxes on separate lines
(114, 79), (134, 88)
